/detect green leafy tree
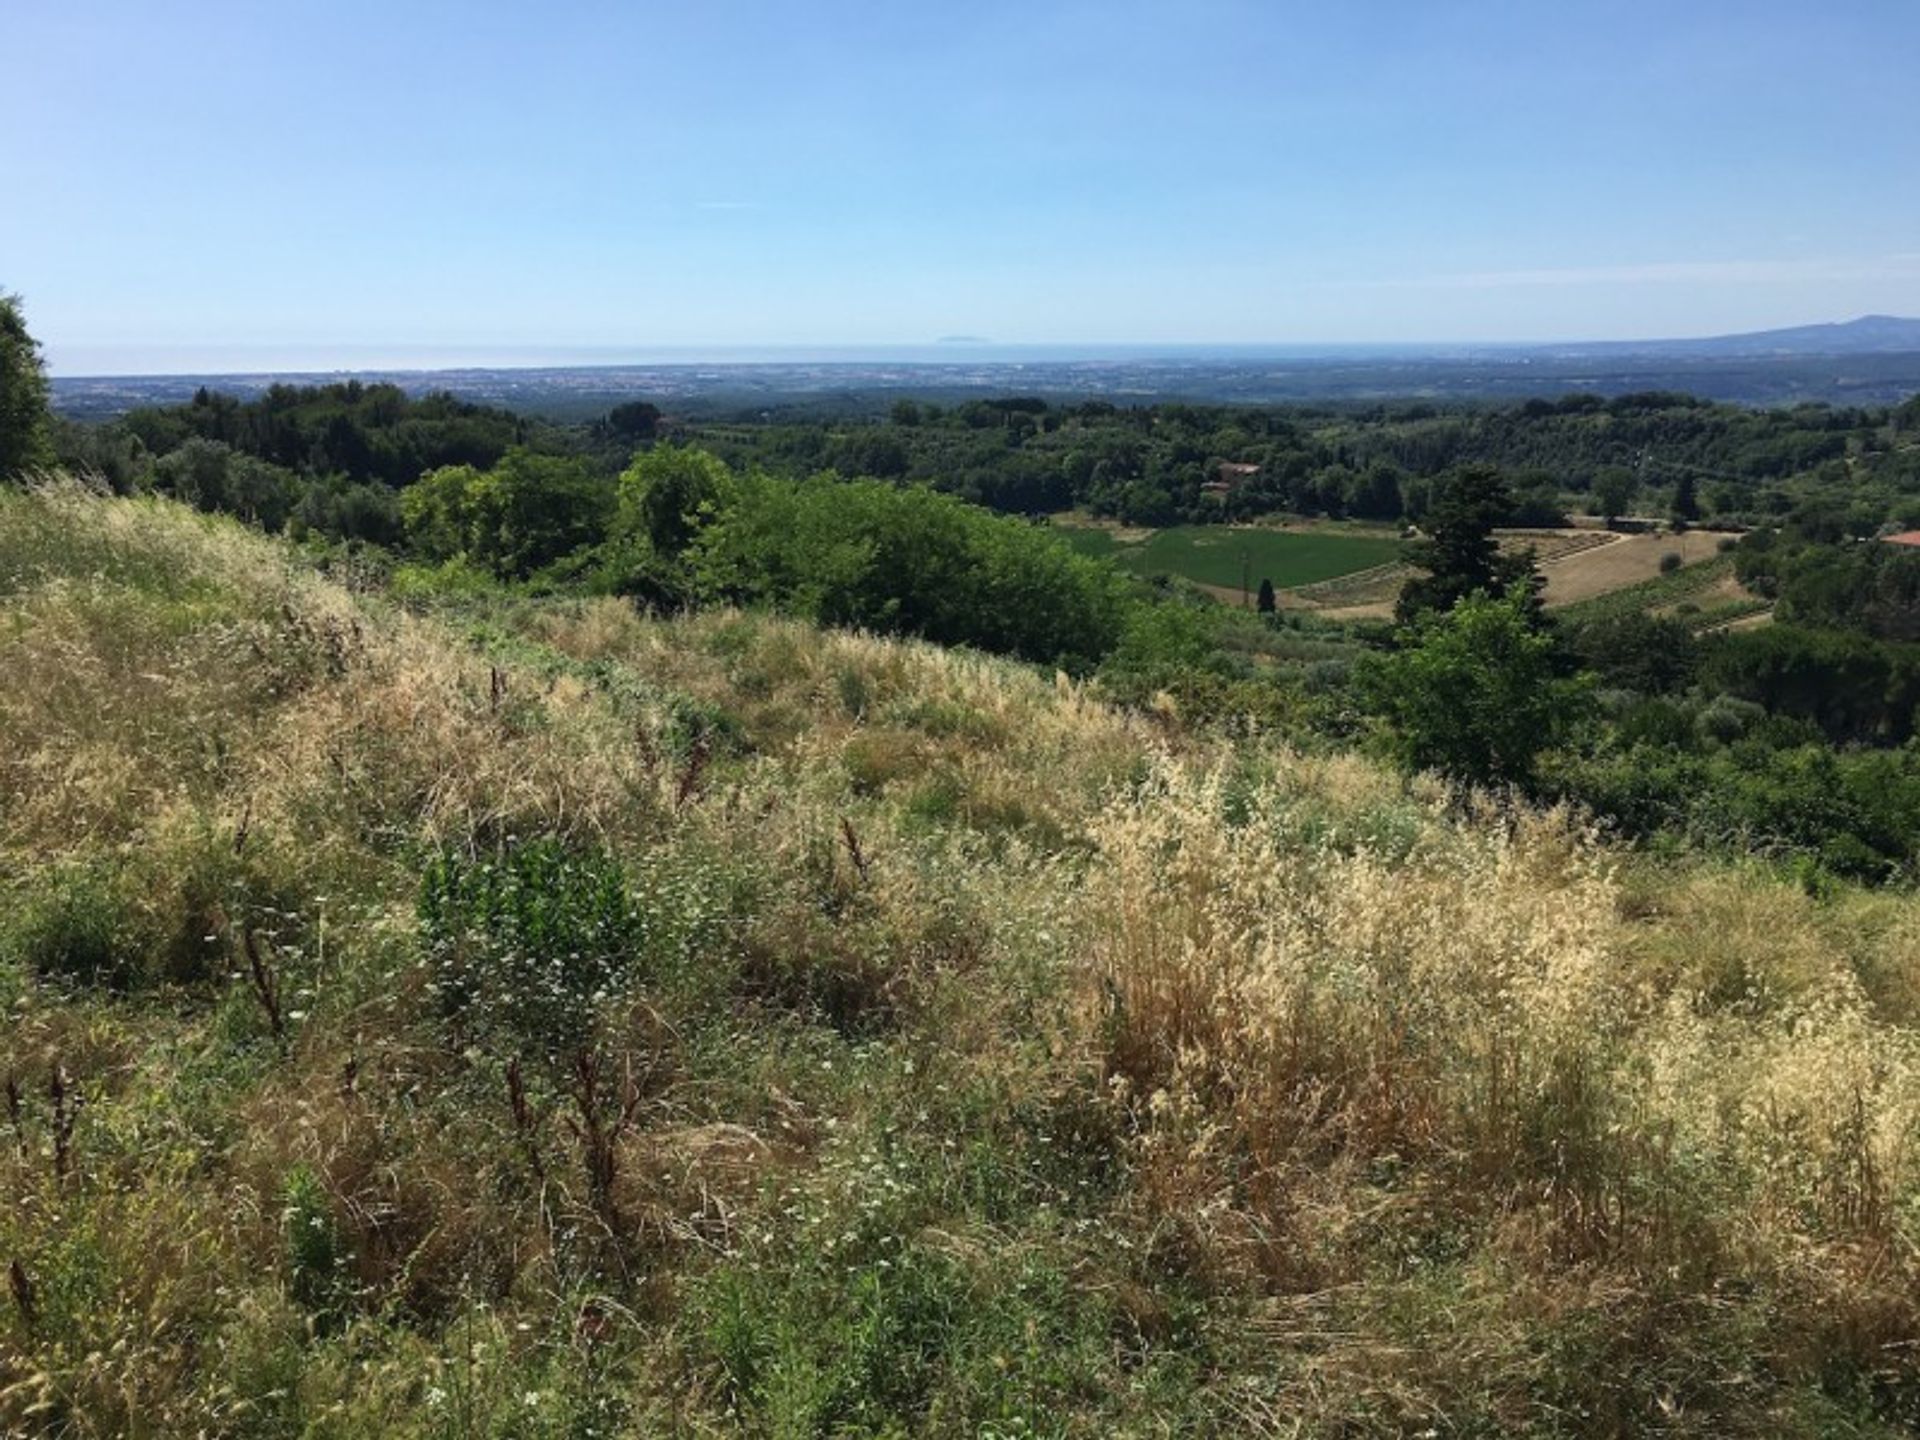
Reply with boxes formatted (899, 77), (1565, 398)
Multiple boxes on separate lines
(1364, 592), (1586, 790)
(1591, 466), (1640, 525)
(1671, 470), (1700, 525)
(400, 462), (484, 562)
(1344, 461), (1405, 520)
(0, 292), (53, 478)
(1566, 613), (1698, 694)
(126, 381), (519, 488)
(1256, 577), (1276, 614)
(602, 400), (661, 442)
(616, 444), (736, 555)
(153, 437), (299, 530)
(689, 470), (1126, 668)
(402, 448), (613, 577)
(155, 438), (240, 513)
(1395, 464), (1538, 622)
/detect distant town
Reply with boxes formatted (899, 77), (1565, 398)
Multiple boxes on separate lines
(49, 342), (1920, 422)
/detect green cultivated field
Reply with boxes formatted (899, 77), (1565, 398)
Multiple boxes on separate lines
(1055, 520), (1402, 592)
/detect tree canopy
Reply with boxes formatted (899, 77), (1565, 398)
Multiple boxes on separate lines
(1591, 466), (1641, 524)
(688, 467), (1128, 669)
(0, 292), (52, 478)
(1395, 464), (1540, 622)
(1365, 591), (1588, 790)
(402, 448), (614, 577)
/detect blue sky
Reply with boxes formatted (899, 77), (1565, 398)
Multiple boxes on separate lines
(5, 0), (1919, 373)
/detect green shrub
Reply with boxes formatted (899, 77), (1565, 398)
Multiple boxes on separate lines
(419, 838), (648, 1055)
(1362, 592), (1589, 791)
(690, 468), (1128, 669)
(282, 1164), (349, 1327)
(834, 665), (873, 720)
(661, 693), (745, 759)
(700, 1244), (969, 1432)
(8, 864), (138, 987)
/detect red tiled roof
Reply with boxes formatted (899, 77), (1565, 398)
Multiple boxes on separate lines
(1883, 531), (1920, 547)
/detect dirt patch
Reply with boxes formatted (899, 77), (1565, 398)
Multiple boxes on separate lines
(1302, 529), (1728, 621)
(1196, 581), (1254, 607)
(1053, 513), (1156, 544)
(1315, 595), (1398, 622)
(1537, 530), (1725, 606)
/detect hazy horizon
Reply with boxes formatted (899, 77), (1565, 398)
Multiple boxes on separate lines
(53, 339), (1457, 379)
(40, 314), (1920, 381)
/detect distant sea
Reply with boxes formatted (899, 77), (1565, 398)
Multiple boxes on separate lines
(45, 340), (1454, 379)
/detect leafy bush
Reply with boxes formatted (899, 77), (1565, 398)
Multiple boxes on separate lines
(1701, 623), (1920, 744)
(419, 839), (648, 1054)
(1547, 733), (1920, 880)
(1362, 592), (1588, 790)
(6, 864), (137, 987)
(282, 1164), (350, 1326)
(403, 448), (615, 578)
(690, 467), (1129, 669)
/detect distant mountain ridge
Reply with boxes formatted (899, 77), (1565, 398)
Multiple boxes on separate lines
(1531, 314), (1920, 360)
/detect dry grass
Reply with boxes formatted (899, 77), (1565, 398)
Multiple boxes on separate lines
(1537, 528), (1727, 606)
(1309, 528), (1726, 620)
(3, 483), (1920, 1436)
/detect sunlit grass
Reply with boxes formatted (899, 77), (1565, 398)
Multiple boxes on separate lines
(3, 482), (1919, 1436)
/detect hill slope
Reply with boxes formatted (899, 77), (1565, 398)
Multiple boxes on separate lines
(1536, 313), (1920, 359)
(4, 484), (1920, 1435)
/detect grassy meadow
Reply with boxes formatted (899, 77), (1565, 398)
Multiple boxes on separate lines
(1052, 520), (1403, 594)
(4, 483), (1920, 1435)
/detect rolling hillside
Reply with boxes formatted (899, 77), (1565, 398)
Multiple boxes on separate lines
(3, 484), (1920, 1436)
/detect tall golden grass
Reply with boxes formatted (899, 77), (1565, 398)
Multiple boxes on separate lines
(3, 482), (1918, 1435)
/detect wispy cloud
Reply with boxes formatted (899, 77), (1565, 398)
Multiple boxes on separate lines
(1360, 253), (1920, 290)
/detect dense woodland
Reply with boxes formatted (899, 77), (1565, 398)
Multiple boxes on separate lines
(43, 374), (1920, 537)
(685, 390), (1920, 531)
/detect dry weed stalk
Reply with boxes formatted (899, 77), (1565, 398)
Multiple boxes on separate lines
(505, 1056), (546, 1184)
(48, 1064), (77, 1183)
(242, 928), (288, 1046)
(675, 735), (712, 810)
(3, 1074), (22, 1159)
(839, 816), (870, 883)
(565, 1047), (646, 1230)
(8, 1258), (35, 1335)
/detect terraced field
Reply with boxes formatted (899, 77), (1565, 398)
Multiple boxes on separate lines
(1054, 517), (1757, 625)
(1557, 552), (1772, 631)
(1536, 527), (1728, 606)
(1312, 528), (1744, 620)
